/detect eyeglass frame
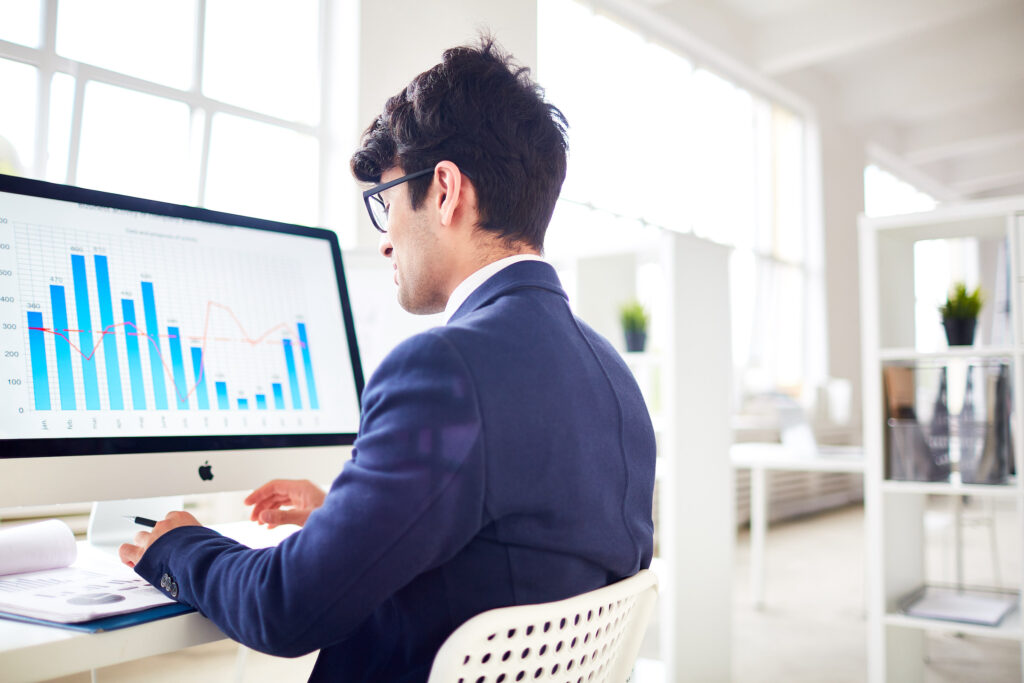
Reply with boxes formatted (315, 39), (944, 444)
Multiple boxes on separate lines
(361, 166), (473, 233)
(361, 168), (436, 234)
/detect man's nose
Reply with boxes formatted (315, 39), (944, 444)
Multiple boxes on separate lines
(378, 233), (393, 258)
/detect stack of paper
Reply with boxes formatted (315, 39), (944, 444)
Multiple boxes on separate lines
(902, 586), (1018, 626)
(0, 519), (176, 624)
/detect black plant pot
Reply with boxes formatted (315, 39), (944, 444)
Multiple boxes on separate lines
(943, 317), (976, 346)
(624, 330), (647, 353)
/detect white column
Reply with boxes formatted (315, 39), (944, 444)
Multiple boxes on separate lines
(660, 231), (734, 682)
(819, 117), (867, 429)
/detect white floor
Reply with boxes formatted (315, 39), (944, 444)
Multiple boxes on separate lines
(46, 501), (1022, 682)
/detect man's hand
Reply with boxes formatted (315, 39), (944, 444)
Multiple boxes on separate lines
(245, 479), (326, 529)
(119, 510), (201, 568)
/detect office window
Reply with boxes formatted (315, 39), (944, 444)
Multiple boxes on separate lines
(56, 0), (196, 89)
(539, 0), (825, 400)
(76, 82), (192, 204)
(0, 1), (331, 226)
(46, 73), (74, 182)
(203, 0), (320, 125)
(0, 1), (41, 48)
(205, 113), (319, 226)
(0, 58), (37, 172)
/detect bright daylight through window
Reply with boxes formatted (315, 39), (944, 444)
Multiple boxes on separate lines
(538, 0), (825, 402)
(0, 0), (324, 227)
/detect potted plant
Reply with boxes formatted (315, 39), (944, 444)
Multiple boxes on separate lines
(620, 300), (649, 353)
(939, 282), (983, 346)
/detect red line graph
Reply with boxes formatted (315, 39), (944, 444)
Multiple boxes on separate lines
(27, 301), (306, 405)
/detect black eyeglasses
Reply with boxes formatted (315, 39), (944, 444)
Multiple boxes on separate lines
(362, 168), (434, 234)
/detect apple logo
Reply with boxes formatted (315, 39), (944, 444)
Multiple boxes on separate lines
(198, 460), (214, 481)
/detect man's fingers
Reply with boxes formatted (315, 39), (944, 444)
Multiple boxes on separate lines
(119, 542), (142, 568)
(133, 529), (152, 546)
(258, 508), (307, 529)
(249, 495), (289, 521)
(244, 480), (288, 505)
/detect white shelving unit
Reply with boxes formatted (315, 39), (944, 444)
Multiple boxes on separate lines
(859, 197), (1024, 682)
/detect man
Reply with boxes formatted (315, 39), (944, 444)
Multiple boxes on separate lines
(120, 38), (655, 682)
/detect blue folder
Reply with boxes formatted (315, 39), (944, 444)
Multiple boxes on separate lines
(0, 602), (195, 633)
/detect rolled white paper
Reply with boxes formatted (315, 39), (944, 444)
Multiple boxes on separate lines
(0, 519), (77, 576)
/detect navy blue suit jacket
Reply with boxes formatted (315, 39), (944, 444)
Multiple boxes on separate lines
(135, 261), (655, 681)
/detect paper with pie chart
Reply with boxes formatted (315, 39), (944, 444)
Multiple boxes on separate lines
(0, 566), (175, 623)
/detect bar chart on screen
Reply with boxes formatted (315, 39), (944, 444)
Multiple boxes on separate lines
(0, 198), (352, 441)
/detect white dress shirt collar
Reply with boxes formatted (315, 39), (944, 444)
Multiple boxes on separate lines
(444, 253), (545, 323)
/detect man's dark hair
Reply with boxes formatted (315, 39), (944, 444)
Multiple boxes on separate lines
(351, 36), (568, 250)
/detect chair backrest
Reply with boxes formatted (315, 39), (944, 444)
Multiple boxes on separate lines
(427, 570), (658, 683)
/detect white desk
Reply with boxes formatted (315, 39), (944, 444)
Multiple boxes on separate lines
(0, 521), (294, 682)
(0, 608), (228, 682)
(730, 443), (864, 609)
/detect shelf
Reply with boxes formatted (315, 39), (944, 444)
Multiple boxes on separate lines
(862, 200), (1024, 681)
(881, 475), (1019, 497)
(879, 347), (1016, 362)
(883, 608), (1022, 641)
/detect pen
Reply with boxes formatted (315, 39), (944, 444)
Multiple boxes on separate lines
(123, 515), (158, 528)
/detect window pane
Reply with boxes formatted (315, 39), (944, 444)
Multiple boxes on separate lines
(772, 105), (804, 263)
(0, 58), (37, 174)
(77, 82), (192, 203)
(56, 0), (196, 89)
(203, 0), (319, 123)
(46, 72), (75, 183)
(0, 0), (41, 47)
(540, 2), (693, 229)
(684, 69), (756, 246)
(730, 249), (757, 370)
(773, 264), (804, 389)
(205, 113), (318, 225)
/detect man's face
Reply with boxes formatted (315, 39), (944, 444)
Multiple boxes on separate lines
(377, 167), (448, 314)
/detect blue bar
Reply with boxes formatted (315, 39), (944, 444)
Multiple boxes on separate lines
(93, 255), (123, 410)
(256, 394), (267, 410)
(296, 323), (319, 409)
(49, 285), (76, 410)
(215, 381), (229, 410)
(282, 339), (302, 409)
(27, 311), (51, 410)
(71, 255), (100, 410)
(237, 398), (249, 410)
(272, 382), (285, 410)
(121, 299), (147, 409)
(166, 326), (189, 409)
(140, 281), (168, 409)
(190, 347), (209, 410)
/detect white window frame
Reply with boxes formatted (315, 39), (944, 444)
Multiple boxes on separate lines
(0, 0), (354, 238)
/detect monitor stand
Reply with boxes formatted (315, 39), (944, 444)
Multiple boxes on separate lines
(87, 496), (185, 556)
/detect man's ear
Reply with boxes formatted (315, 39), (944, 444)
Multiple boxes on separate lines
(433, 160), (467, 227)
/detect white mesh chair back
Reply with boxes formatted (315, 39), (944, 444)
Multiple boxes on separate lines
(427, 570), (658, 683)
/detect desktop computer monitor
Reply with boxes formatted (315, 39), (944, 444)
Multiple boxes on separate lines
(0, 174), (364, 509)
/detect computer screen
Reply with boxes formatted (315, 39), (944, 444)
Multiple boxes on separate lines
(0, 174), (364, 507)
